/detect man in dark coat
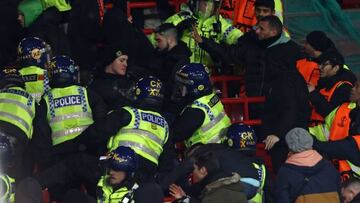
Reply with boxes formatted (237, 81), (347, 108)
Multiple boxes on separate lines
(275, 128), (341, 203)
(261, 70), (310, 173)
(0, 0), (23, 67)
(194, 15), (302, 97)
(89, 46), (135, 112)
(154, 23), (191, 116)
(168, 151), (247, 203)
(102, 3), (161, 77)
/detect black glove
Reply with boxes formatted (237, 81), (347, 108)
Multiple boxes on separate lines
(176, 17), (197, 39)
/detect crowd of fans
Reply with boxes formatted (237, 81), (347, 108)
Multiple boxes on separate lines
(0, 0), (360, 202)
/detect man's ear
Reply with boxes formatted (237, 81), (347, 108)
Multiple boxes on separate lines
(333, 65), (340, 73)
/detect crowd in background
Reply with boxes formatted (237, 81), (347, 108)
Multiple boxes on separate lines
(0, 0), (360, 202)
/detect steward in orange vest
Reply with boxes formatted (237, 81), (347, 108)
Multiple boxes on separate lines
(308, 51), (356, 128)
(296, 58), (320, 87)
(313, 102), (360, 179)
(297, 31), (335, 89)
(312, 80), (360, 180)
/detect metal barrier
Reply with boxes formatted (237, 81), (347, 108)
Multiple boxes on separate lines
(221, 96), (265, 125)
(211, 75), (245, 98)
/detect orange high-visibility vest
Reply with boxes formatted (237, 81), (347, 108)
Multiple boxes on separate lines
(353, 136), (360, 149)
(296, 58), (320, 87)
(233, 0), (284, 27)
(234, 0), (257, 27)
(328, 103), (359, 178)
(310, 81), (353, 125)
(329, 103), (352, 141)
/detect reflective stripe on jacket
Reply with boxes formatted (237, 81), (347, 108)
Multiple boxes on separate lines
(19, 66), (50, 103)
(249, 163), (266, 203)
(97, 176), (136, 203)
(309, 81), (353, 140)
(185, 93), (231, 148)
(324, 102), (360, 177)
(44, 85), (94, 145)
(0, 87), (35, 139)
(0, 175), (15, 203)
(165, 12), (242, 67)
(107, 106), (168, 165)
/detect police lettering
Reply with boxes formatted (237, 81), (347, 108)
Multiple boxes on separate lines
(22, 74), (37, 82)
(2, 89), (31, 99)
(53, 95), (82, 108)
(150, 80), (162, 89)
(141, 112), (165, 127)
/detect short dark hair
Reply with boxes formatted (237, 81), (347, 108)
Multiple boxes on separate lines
(259, 15), (283, 34)
(342, 177), (360, 189)
(155, 23), (177, 38)
(317, 50), (345, 70)
(255, 0), (275, 10)
(193, 151), (221, 175)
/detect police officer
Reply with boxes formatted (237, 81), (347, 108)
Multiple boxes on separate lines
(160, 125), (270, 203)
(97, 146), (163, 203)
(171, 63), (231, 148)
(17, 37), (52, 103)
(0, 66), (36, 180)
(36, 55), (107, 168)
(164, 0), (242, 67)
(0, 135), (15, 203)
(225, 123), (270, 203)
(105, 76), (169, 182)
(187, 124), (269, 203)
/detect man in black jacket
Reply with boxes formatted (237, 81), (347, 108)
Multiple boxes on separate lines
(261, 70), (310, 173)
(89, 46), (135, 112)
(154, 23), (191, 116)
(193, 15), (302, 96)
(102, 4), (161, 77)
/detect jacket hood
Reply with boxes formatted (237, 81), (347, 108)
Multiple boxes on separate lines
(18, 0), (44, 27)
(259, 32), (290, 48)
(284, 158), (328, 177)
(202, 173), (243, 195)
(268, 32), (290, 48)
(317, 68), (357, 90)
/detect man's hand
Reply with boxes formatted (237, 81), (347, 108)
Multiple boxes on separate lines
(307, 84), (315, 93)
(169, 184), (186, 199)
(192, 24), (203, 43)
(127, 16), (133, 23)
(263, 134), (280, 150)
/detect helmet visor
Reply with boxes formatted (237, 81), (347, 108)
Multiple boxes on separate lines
(196, 0), (215, 19)
(172, 75), (192, 101)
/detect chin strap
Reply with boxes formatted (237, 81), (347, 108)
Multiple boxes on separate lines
(121, 182), (139, 203)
